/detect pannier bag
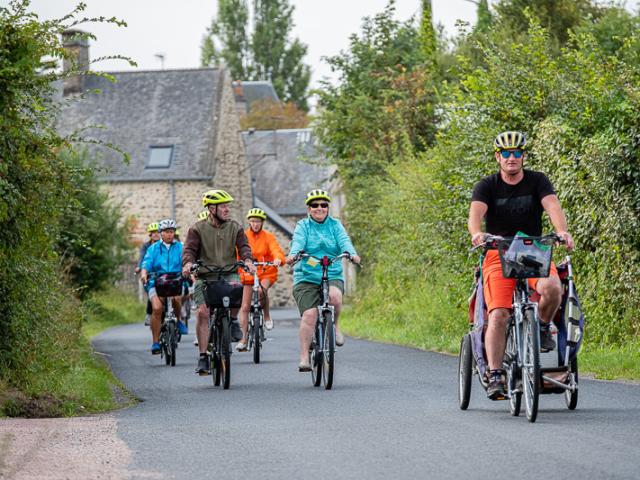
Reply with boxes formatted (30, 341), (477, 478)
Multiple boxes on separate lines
(204, 280), (243, 308)
(155, 273), (184, 298)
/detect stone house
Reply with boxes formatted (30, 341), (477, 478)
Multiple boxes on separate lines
(56, 31), (351, 305)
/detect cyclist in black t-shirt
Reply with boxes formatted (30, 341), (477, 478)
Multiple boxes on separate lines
(468, 131), (574, 400)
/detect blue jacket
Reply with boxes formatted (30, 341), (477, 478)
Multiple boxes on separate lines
(289, 216), (357, 285)
(141, 240), (183, 288)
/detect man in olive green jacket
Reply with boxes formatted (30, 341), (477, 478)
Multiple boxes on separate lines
(183, 189), (256, 375)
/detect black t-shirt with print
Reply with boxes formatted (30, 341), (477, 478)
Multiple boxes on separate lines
(471, 169), (555, 237)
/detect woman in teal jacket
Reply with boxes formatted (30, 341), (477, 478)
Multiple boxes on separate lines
(286, 189), (361, 371)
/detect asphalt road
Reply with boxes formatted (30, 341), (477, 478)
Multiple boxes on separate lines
(93, 309), (640, 480)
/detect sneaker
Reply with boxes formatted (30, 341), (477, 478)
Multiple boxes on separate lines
(335, 329), (345, 347)
(486, 370), (506, 400)
(151, 342), (161, 355)
(540, 323), (556, 352)
(193, 337), (199, 346)
(235, 342), (248, 352)
(196, 356), (211, 376)
(265, 318), (274, 330)
(298, 361), (312, 372)
(231, 318), (243, 342)
(144, 314), (151, 326)
(177, 320), (188, 335)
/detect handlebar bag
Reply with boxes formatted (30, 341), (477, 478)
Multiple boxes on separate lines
(155, 273), (184, 298)
(204, 279), (243, 308)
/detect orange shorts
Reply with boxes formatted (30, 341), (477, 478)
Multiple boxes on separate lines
(482, 250), (558, 312)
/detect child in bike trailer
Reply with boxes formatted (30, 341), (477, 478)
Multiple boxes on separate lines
(236, 207), (286, 352)
(468, 131), (574, 400)
(140, 219), (188, 354)
(285, 189), (361, 372)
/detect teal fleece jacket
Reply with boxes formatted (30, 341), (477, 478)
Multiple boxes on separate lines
(289, 216), (357, 285)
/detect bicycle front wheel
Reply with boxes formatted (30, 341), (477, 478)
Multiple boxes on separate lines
(168, 321), (177, 367)
(523, 309), (540, 423)
(253, 312), (262, 364)
(222, 312), (232, 389)
(310, 324), (322, 387)
(322, 312), (335, 390)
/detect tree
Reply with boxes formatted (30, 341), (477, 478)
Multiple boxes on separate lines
(493, 0), (602, 46)
(419, 0), (436, 67)
(200, 0), (251, 79)
(201, 0), (311, 110)
(239, 99), (309, 130)
(56, 149), (132, 297)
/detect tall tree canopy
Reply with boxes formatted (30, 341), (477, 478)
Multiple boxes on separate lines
(201, 0), (311, 110)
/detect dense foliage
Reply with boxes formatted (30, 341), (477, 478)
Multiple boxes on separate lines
(201, 0), (311, 110)
(316, 0), (640, 350)
(0, 1), (132, 400)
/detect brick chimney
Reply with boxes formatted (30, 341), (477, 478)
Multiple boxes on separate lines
(62, 29), (89, 96)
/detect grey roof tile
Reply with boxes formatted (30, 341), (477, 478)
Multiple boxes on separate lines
(243, 129), (333, 215)
(56, 68), (222, 181)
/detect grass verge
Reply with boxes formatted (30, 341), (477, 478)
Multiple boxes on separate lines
(0, 287), (143, 417)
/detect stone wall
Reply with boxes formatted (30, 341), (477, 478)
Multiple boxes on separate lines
(210, 69), (253, 219)
(105, 179), (221, 248)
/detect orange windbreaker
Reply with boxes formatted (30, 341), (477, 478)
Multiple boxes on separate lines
(239, 228), (286, 285)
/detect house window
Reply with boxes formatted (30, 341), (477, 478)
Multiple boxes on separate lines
(147, 146), (174, 168)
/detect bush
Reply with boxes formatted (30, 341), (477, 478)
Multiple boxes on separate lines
(319, 3), (640, 353)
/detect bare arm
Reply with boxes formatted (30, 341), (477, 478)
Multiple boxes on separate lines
(468, 201), (488, 246)
(541, 194), (574, 250)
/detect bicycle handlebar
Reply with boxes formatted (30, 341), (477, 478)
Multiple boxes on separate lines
(470, 233), (564, 252)
(292, 251), (356, 266)
(190, 261), (249, 275)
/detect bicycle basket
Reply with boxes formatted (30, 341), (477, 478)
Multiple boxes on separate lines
(155, 273), (184, 297)
(497, 236), (553, 279)
(204, 280), (243, 308)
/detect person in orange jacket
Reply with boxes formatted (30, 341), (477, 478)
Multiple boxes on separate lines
(236, 207), (286, 351)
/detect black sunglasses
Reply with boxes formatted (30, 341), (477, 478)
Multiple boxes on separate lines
(309, 202), (329, 209)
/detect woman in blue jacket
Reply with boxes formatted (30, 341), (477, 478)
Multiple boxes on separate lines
(140, 219), (186, 354)
(285, 189), (361, 371)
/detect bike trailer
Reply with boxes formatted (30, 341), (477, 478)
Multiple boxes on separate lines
(155, 273), (184, 297)
(468, 271), (489, 379)
(554, 261), (585, 363)
(204, 280), (243, 308)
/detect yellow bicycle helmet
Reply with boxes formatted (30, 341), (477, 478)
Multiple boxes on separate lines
(147, 222), (159, 233)
(246, 208), (267, 220)
(494, 131), (527, 151)
(202, 189), (234, 206)
(305, 189), (331, 205)
(197, 210), (209, 221)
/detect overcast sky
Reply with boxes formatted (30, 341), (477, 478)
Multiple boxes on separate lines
(19, 0), (479, 87)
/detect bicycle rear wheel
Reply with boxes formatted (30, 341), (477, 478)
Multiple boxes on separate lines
(458, 334), (473, 410)
(322, 311), (335, 390)
(504, 324), (521, 416)
(253, 312), (262, 364)
(310, 324), (322, 387)
(523, 309), (540, 423)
